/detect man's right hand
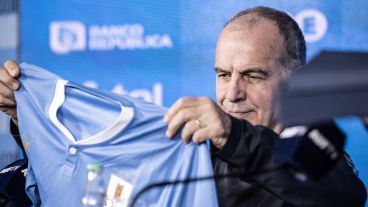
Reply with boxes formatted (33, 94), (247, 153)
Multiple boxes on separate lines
(0, 60), (20, 125)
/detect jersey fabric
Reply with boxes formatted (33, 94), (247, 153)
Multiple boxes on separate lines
(15, 63), (218, 207)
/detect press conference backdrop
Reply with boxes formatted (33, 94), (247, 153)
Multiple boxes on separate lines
(0, 0), (368, 202)
(0, 0), (19, 170)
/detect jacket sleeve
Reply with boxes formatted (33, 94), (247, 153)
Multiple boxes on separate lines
(214, 117), (367, 207)
(9, 120), (28, 159)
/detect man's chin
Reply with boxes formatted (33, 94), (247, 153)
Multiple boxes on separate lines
(227, 111), (255, 121)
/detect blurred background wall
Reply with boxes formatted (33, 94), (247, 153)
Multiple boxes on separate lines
(0, 0), (19, 170)
(0, 1), (367, 203)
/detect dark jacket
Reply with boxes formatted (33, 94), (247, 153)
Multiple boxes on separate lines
(212, 117), (367, 207)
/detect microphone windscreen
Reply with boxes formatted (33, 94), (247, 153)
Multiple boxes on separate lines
(273, 121), (345, 180)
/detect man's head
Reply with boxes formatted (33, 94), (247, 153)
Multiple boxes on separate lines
(215, 6), (306, 133)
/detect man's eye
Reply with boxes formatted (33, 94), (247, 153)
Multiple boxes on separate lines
(246, 75), (265, 82)
(249, 75), (262, 79)
(217, 73), (230, 78)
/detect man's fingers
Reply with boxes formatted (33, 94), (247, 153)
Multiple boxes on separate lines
(166, 108), (197, 138)
(0, 106), (17, 120)
(191, 114), (231, 148)
(192, 128), (211, 144)
(180, 119), (202, 143)
(192, 128), (227, 148)
(0, 95), (16, 107)
(0, 66), (19, 90)
(164, 97), (199, 122)
(164, 97), (226, 145)
(4, 60), (20, 78)
(0, 82), (16, 101)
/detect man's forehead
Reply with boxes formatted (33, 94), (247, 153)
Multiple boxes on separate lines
(221, 18), (281, 42)
(217, 19), (287, 66)
(224, 14), (269, 32)
(226, 13), (283, 33)
(216, 33), (285, 63)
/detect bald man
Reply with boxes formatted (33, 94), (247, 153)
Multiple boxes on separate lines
(164, 7), (366, 207)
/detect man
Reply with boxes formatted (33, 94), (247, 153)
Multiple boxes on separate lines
(164, 6), (366, 207)
(0, 6), (366, 207)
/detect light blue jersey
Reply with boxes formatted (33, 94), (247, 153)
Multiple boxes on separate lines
(15, 63), (218, 207)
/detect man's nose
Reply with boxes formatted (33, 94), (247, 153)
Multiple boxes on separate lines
(226, 77), (246, 102)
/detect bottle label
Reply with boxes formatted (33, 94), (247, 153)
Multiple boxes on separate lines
(105, 174), (134, 207)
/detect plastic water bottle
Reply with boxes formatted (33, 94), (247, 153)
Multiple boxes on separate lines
(82, 163), (106, 207)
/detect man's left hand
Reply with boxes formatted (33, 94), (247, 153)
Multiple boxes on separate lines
(164, 97), (232, 149)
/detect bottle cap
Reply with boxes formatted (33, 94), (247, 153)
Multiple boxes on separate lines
(86, 163), (103, 172)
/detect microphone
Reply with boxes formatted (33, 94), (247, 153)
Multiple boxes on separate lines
(273, 121), (345, 181)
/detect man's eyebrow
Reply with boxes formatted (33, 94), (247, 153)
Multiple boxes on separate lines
(214, 67), (271, 77)
(214, 67), (230, 73)
(240, 68), (270, 76)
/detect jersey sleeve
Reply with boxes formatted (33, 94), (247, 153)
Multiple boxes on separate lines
(25, 164), (41, 207)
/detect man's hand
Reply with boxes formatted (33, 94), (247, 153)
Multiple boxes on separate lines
(363, 116), (368, 126)
(164, 97), (232, 149)
(0, 60), (20, 125)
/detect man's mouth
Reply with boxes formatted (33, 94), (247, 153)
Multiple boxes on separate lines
(227, 111), (254, 119)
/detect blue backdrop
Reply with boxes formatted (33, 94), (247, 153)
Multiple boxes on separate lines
(9, 0), (368, 204)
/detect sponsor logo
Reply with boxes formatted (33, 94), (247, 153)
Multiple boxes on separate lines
(50, 21), (86, 54)
(89, 24), (173, 50)
(294, 9), (328, 43)
(83, 81), (163, 106)
(50, 21), (173, 54)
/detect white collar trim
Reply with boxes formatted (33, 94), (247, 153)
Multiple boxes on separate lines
(48, 79), (133, 145)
